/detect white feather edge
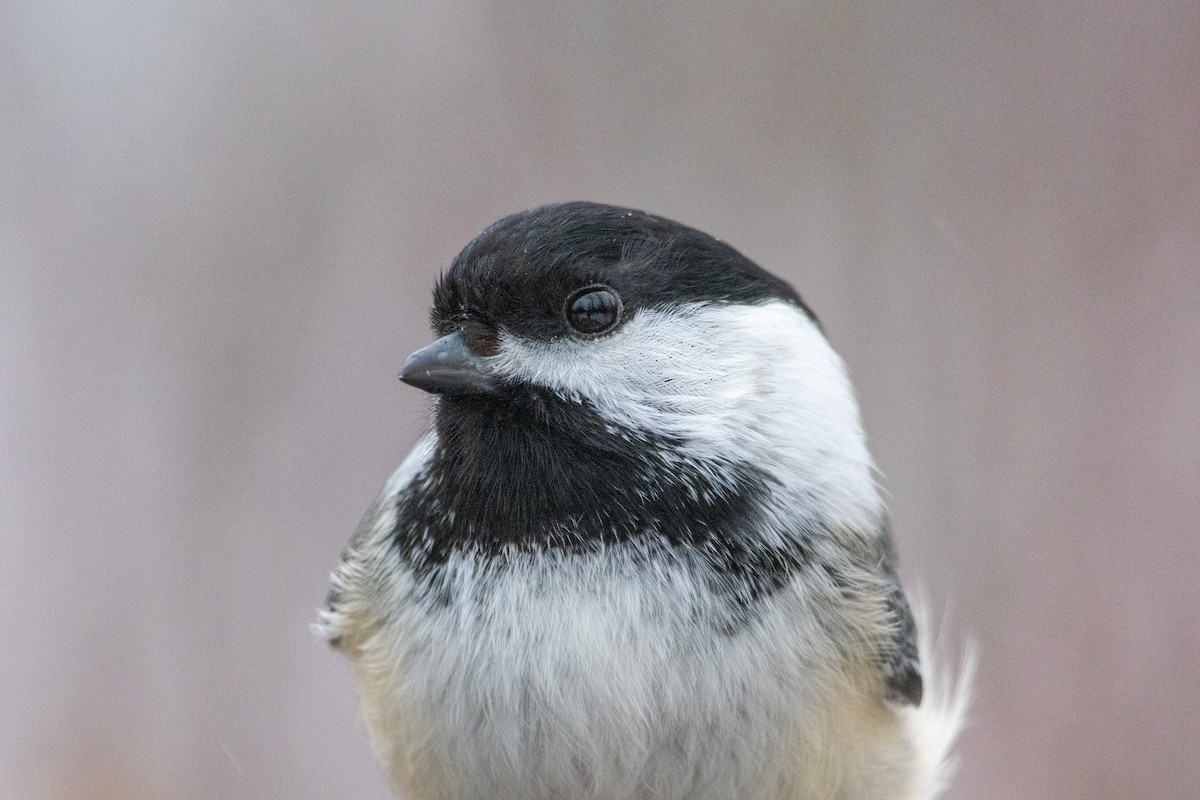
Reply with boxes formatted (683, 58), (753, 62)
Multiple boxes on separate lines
(903, 596), (975, 800)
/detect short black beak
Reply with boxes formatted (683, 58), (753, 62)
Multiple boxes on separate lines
(399, 332), (499, 396)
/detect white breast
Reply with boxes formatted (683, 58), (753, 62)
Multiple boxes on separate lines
(347, 542), (916, 800)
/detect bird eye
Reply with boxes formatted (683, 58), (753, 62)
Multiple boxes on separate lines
(565, 286), (622, 335)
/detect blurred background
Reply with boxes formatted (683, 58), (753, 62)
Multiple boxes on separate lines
(2, 1), (1198, 798)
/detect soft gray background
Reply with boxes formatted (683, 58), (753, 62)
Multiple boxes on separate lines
(3, 2), (1198, 799)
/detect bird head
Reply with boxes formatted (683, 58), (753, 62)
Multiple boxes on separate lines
(401, 202), (882, 536)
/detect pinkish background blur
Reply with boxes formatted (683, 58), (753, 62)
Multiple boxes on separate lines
(2, 2), (1198, 799)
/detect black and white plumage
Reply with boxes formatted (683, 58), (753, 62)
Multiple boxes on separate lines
(318, 202), (968, 800)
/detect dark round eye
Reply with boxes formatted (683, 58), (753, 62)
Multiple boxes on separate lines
(565, 286), (623, 335)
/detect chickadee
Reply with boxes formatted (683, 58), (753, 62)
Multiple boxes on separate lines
(318, 202), (968, 800)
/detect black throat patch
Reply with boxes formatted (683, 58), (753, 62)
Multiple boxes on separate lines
(390, 386), (813, 612)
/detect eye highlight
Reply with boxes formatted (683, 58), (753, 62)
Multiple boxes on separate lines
(565, 286), (623, 335)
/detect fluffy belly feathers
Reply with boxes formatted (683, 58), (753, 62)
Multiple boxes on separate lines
(345, 550), (912, 800)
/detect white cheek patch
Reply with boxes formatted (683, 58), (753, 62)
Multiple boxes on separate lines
(493, 304), (749, 443)
(489, 300), (883, 529)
